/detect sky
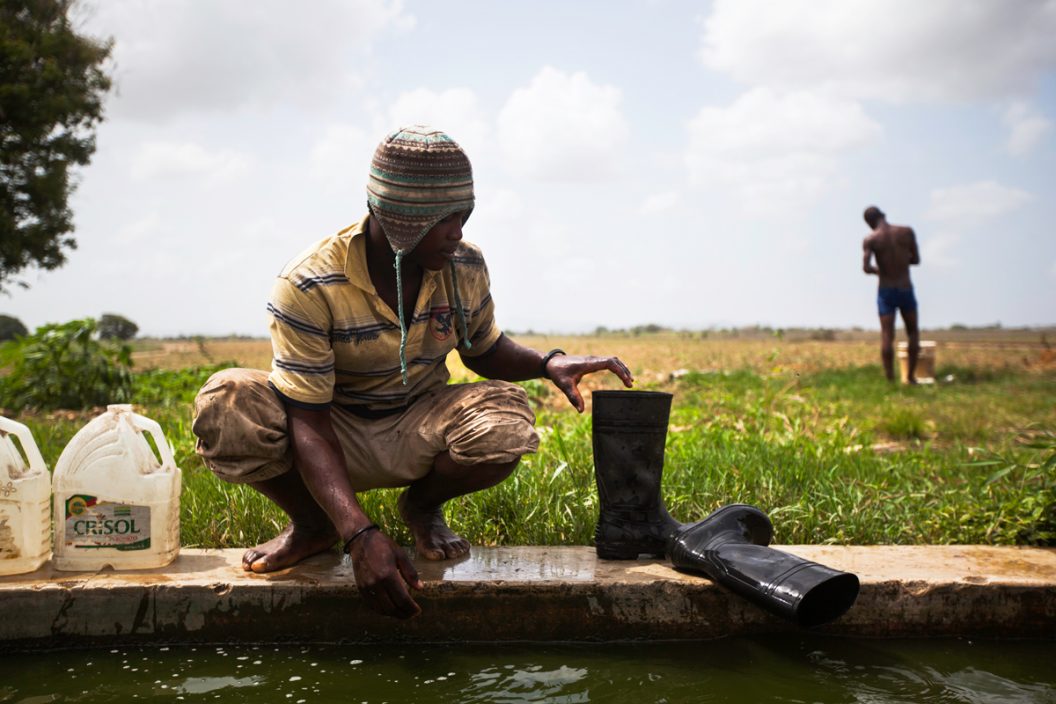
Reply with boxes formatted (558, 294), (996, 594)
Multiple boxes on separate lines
(4, 0), (1056, 336)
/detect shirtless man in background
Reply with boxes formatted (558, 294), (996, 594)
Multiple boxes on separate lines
(862, 206), (921, 383)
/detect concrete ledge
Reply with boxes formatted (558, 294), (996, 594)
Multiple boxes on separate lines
(2, 545), (1055, 649)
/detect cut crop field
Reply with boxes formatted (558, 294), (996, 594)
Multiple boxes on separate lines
(135, 330), (1056, 375)
(133, 330), (1056, 413)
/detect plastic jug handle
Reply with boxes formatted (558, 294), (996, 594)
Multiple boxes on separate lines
(128, 412), (177, 472)
(0, 416), (48, 476)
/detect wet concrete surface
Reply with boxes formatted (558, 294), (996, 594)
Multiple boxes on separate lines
(1, 545), (1054, 649)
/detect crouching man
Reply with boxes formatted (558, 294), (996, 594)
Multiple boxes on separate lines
(192, 126), (632, 619)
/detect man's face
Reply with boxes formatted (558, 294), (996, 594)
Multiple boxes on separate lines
(410, 211), (465, 270)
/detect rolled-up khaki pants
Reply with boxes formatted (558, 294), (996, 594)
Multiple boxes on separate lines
(192, 368), (539, 491)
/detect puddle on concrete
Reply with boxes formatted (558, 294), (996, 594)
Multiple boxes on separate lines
(1, 635), (1054, 703)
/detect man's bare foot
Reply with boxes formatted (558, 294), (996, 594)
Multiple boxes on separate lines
(397, 490), (470, 560)
(242, 523), (337, 573)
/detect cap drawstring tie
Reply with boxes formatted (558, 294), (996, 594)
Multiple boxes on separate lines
(449, 260), (472, 351)
(394, 249), (409, 385)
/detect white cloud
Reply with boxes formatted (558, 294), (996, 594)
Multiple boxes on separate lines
(473, 187), (523, 223)
(112, 212), (162, 245)
(925, 181), (1032, 223)
(309, 124), (373, 194)
(1003, 102), (1053, 156)
(131, 141), (250, 183)
(383, 88), (491, 159)
(497, 67), (629, 180)
(699, 0), (1056, 103)
(463, 187), (524, 254)
(685, 88), (881, 210)
(85, 0), (414, 121)
(639, 192), (680, 215)
(920, 231), (962, 269)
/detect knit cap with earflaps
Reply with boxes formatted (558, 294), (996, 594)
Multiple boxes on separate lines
(366, 125), (475, 385)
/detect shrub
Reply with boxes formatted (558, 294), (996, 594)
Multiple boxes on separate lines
(0, 314), (27, 341)
(881, 407), (928, 440)
(0, 318), (133, 411)
(98, 313), (139, 340)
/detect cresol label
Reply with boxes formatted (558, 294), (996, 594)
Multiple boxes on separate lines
(64, 494), (151, 551)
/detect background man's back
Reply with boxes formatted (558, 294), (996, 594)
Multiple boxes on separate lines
(864, 224), (919, 289)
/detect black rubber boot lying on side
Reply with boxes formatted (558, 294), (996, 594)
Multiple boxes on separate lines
(592, 390), (682, 559)
(668, 504), (860, 627)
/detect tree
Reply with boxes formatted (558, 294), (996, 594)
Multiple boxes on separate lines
(0, 314), (28, 341)
(0, 0), (111, 291)
(97, 312), (138, 340)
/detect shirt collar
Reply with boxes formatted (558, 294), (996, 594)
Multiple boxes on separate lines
(344, 213), (444, 297)
(344, 214), (374, 293)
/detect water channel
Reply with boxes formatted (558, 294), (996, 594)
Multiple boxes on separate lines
(2, 635), (1054, 703)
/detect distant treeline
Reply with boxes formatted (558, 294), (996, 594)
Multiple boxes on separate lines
(137, 334), (268, 341)
(506, 324), (1056, 343)
(131, 325), (1055, 343)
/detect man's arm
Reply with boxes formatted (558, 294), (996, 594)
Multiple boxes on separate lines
(286, 404), (422, 619)
(862, 238), (879, 275)
(461, 333), (633, 413)
(907, 228), (921, 265)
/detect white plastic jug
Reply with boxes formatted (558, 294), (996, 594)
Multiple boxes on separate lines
(0, 416), (51, 576)
(52, 404), (181, 571)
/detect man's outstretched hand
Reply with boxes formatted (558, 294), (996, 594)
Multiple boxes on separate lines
(545, 354), (634, 412)
(459, 335), (634, 413)
(347, 529), (423, 619)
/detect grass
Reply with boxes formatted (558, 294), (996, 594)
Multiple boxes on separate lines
(6, 334), (1055, 549)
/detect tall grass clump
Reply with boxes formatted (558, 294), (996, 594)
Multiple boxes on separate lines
(880, 407), (928, 440)
(9, 350), (1056, 550)
(956, 428), (1056, 545)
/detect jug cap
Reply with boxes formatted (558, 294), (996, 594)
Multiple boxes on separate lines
(107, 404), (134, 413)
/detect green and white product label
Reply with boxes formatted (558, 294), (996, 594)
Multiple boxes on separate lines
(64, 495), (151, 551)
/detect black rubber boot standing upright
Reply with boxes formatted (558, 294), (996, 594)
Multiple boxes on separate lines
(592, 390), (681, 559)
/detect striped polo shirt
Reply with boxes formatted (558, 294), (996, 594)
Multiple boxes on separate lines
(267, 214), (502, 411)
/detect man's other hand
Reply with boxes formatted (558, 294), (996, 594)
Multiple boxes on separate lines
(347, 529), (424, 619)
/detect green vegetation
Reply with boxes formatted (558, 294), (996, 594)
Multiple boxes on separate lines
(8, 359), (1054, 549)
(0, 318), (135, 411)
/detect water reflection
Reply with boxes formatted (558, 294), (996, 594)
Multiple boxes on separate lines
(798, 639), (1056, 704)
(171, 675), (262, 695)
(464, 665), (590, 703)
(0, 636), (1053, 703)
(438, 547), (597, 582)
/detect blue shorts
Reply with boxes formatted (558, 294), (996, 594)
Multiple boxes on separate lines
(877, 287), (917, 316)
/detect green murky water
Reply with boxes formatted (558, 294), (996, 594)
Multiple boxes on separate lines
(1, 636), (1054, 703)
